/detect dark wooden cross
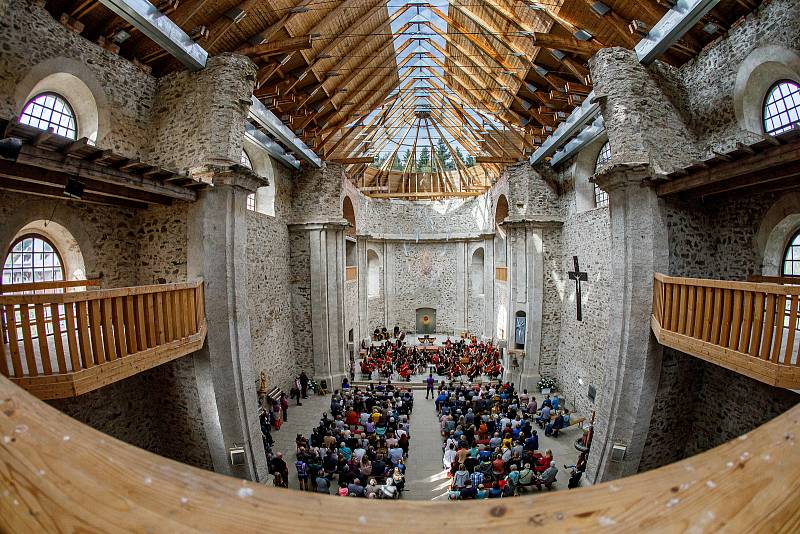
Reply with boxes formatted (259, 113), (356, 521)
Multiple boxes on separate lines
(568, 256), (588, 321)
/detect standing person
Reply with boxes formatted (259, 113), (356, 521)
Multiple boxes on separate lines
(299, 370), (310, 399)
(295, 458), (309, 491)
(271, 452), (288, 487)
(426, 373), (435, 399)
(280, 392), (289, 422)
(291, 376), (302, 406)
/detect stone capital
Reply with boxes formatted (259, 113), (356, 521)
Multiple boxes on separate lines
(189, 163), (268, 192)
(592, 162), (658, 193)
(500, 215), (564, 229)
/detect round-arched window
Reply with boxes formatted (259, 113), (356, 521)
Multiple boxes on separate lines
(241, 150), (253, 169)
(20, 92), (77, 140)
(763, 80), (800, 136)
(783, 230), (800, 277)
(2, 234), (65, 285)
(594, 141), (611, 208)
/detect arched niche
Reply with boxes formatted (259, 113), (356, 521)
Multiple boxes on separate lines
(6, 220), (86, 282)
(734, 46), (800, 135)
(756, 192), (800, 276)
(242, 139), (278, 216)
(470, 247), (485, 296)
(14, 58), (110, 144)
(367, 249), (381, 298)
(494, 194), (509, 265)
(343, 196), (356, 237)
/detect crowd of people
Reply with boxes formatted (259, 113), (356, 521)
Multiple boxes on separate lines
(434, 382), (586, 499)
(268, 383), (414, 499)
(360, 336), (503, 382)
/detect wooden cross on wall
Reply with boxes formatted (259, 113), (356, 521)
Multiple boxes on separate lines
(568, 256), (588, 321)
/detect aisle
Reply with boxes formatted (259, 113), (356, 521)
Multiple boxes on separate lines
(403, 389), (451, 501)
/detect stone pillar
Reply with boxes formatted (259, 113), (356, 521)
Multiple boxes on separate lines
(187, 167), (268, 482)
(502, 217), (562, 390)
(356, 236), (369, 341)
(483, 234), (495, 339)
(587, 163), (668, 482)
(289, 221), (349, 389)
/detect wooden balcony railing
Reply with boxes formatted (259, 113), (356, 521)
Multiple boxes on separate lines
(346, 265), (358, 281)
(652, 273), (800, 388)
(1, 373), (799, 531)
(0, 280), (206, 399)
(496, 266), (508, 281)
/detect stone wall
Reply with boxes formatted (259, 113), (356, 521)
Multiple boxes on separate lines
(0, 0), (156, 159)
(289, 230), (314, 372)
(360, 195), (492, 237)
(245, 162), (297, 392)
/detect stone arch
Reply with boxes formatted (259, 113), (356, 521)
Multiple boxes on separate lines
(571, 135), (610, 213)
(3, 218), (86, 282)
(734, 46), (800, 135)
(470, 247), (485, 295)
(242, 138), (278, 216)
(494, 194), (509, 265)
(14, 57), (110, 144)
(756, 192), (800, 276)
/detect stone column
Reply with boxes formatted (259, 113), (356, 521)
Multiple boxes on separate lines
(356, 236), (369, 341)
(187, 167), (268, 482)
(482, 234), (495, 339)
(502, 217), (562, 390)
(289, 221), (349, 389)
(588, 163), (668, 482)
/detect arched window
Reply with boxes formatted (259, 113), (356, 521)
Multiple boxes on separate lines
(20, 93), (77, 140)
(241, 150), (253, 169)
(2, 235), (64, 285)
(594, 141), (611, 208)
(783, 230), (800, 277)
(764, 80), (800, 136)
(246, 194), (256, 212)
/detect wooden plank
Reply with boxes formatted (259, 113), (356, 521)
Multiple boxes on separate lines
(760, 294), (776, 359)
(172, 290), (184, 340)
(749, 292), (765, 358)
(692, 285), (705, 338)
(710, 288), (723, 345)
(663, 283), (674, 331)
(0, 279), (101, 294)
(88, 300), (104, 365)
(786, 295), (798, 365)
(653, 273), (800, 295)
(771, 295), (786, 363)
(49, 304), (67, 374)
(34, 304), (52, 375)
(684, 285), (696, 337)
(740, 292), (753, 353)
(155, 293), (169, 345)
(729, 290), (743, 351)
(676, 284), (687, 334)
(0, 309), (8, 376)
(64, 303), (81, 372)
(145, 294), (157, 348)
(113, 297), (127, 359)
(719, 289), (733, 348)
(124, 296), (138, 355)
(5, 305), (23, 377)
(101, 299), (117, 361)
(19, 304), (37, 376)
(187, 288), (197, 334)
(701, 287), (714, 342)
(181, 290), (191, 338)
(195, 285), (205, 332)
(0, 280), (203, 305)
(135, 295), (148, 350)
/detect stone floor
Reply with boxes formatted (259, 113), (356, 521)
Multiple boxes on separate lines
(267, 388), (583, 500)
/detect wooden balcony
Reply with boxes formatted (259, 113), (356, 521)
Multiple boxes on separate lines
(651, 273), (800, 388)
(0, 280), (206, 399)
(1, 372), (799, 530)
(346, 265), (358, 281)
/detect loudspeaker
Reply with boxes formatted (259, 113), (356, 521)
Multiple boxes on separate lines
(0, 137), (23, 161)
(64, 177), (85, 199)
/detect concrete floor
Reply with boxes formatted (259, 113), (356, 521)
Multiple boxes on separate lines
(268, 388), (583, 500)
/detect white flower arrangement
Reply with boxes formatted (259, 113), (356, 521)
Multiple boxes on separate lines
(537, 377), (556, 390)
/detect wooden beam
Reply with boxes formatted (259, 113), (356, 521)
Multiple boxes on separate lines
(475, 156), (517, 164)
(329, 157), (375, 165)
(0, 177), (148, 209)
(531, 33), (603, 55)
(238, 36), (313, 58)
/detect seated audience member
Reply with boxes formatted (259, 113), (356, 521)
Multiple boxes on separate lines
(539, 462), (559, 488)
(315, 471), (331, 494)
(476, 484), (488, 499)
(459, 480), (477, 499)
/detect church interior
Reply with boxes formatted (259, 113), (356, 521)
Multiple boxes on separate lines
(1, 0), (800, 530)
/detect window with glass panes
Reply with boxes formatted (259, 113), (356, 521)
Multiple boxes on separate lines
(20, 93), (77, 139)
(594, 141), (611, 208)
(764, 80), (800, 136)
(2, 235), (66, 340)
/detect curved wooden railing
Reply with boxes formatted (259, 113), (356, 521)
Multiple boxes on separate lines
(652, 273), (800, 387)
(1, 375), (799, 531)
(0, 281), (206, 399)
